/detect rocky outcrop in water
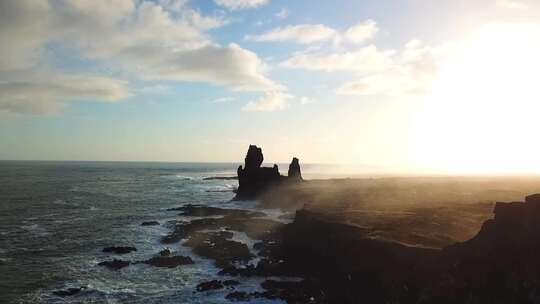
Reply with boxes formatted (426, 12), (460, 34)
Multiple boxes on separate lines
(102, 246), (137, 254)
(235, 145), (302, 200)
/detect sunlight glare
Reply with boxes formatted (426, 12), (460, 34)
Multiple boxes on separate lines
(411, 22), (540, 174)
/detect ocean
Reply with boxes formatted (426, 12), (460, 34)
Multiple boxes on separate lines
(0, 161), (304, 304)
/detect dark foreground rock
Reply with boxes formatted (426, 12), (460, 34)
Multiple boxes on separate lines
(141, 255), (194, 268)
(420, 194), (540, 303)
(98, 259), (130, 270)
(203, 176), (238, 180)
(225, 291), (251, 301)
(184, 231), (253, 268)
(102, 246), (137, 254)
(172, 204), (266, 218)
(236, 194), (540, 304)
(161, 213), (283, 244)
(141, 221), (160, 226)
(196, 280), (223, 292)
(52, 287), (86, 297)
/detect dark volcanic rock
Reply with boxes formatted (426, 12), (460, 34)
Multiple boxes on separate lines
(223, 280), (240, 287)
(161, 214), (283, 244)
(184, 231), (253, 268)
(235, 145), (283, 200)
(142, 255), (194, 268)
(98, 259), (130, 270)
(226, 291), (251, 301)
(141, 221), (160, 226)
(159, 248), (173, 257)
(173, 204), (266, 218)
(203, 176), (238, 180)
(235, 145), (303, 200)
(196, 280), (240, 292)
(422, 194), (540, 303)
(196, 280), (224, 292)
(102, 246), (137, 254)
(52, 287), (86, 297)
(287, 157), (302, 181)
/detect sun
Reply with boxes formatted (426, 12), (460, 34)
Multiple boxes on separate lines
(411, 22), (540, 174)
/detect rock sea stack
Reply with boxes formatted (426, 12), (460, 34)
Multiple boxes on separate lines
(235, 145), (302, 200)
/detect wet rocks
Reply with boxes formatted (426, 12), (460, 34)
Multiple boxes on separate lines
(223, 280), (240, 287)
(225, 291), (251, 301)
(196, 279), (240, 292)
(98, 259), (130, 270)
(203, 176), (238, 180)
(52, 286), (86, 297)
(141, 221), (160, 226)
(141, 255), (194, 268)
(159, 248), (173, 257)
(102, 246), (137, 254)
(173, 204), (266, 218)
(184, 231), (253, 268)
(161, 213), (283, 245)
(196, 280), (224, 292)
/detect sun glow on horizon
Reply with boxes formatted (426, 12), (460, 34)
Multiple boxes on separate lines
(411, 22), (540, 174)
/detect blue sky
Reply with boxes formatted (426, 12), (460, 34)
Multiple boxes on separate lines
(1, 0), (540, 173)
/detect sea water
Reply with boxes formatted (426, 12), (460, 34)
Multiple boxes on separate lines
(0, 161), (300, 304)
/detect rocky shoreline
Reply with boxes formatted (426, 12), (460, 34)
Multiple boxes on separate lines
(84, 146), (540, 303)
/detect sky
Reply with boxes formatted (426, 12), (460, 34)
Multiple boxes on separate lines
(1, 0), (540, 174)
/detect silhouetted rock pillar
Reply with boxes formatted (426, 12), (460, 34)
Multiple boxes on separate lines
(236, 145), (283, 200)
(287, 157), (302, 181)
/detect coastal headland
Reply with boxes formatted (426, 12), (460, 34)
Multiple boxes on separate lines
(89, 145), (540, 304)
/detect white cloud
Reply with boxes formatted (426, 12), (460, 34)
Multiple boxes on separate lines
(214, 0), (269, 10)
(212, 97), (235, 103)
(336, 40), (447, 97)
(281, 45), (394, 73)
(299, 96), (314, 105)
(344, 20), (378, 44)
(0, 74), (130, 115)
(0, 0), (50, 72)
(246, 19), (378, 46)
(496, 0), (528, 9)
(275, 8), (289, 19)
(245, 24), (337, 44)
(0, 0), (280, 115)
(242, 91), (292, 112)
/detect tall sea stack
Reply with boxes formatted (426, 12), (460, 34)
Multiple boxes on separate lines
(235, 145), (301, 200)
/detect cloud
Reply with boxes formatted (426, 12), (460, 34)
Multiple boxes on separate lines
(214, 0), (269, 10)
(496, 0), (528, 9)
(0, 74), (130, 115)
(246, 19), (379, 45)
(344, 20), (379, 44)
(242, 91), (292, 111)
(275, 8), (289, 19)
(336, 40), (447, 97)
(300, 96), (314, 105)
(245, 24), (337, 44)
(0, 0), (50, 72)
(212, 97), (235, 103)
(0, 0), (280, 115)
(281, 45), (394, 73)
